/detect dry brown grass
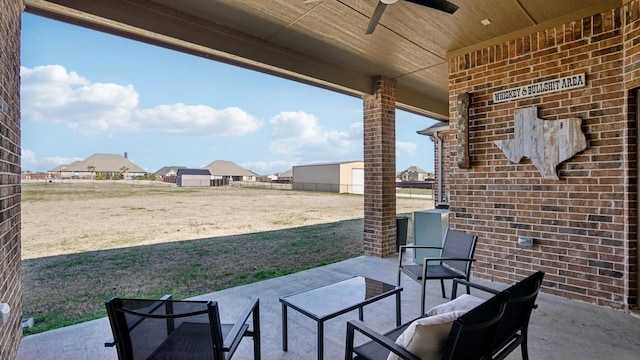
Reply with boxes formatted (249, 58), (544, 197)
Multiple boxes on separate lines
(21, 180), (431, 334)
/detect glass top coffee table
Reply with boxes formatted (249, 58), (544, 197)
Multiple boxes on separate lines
(280, 276), (402, 360)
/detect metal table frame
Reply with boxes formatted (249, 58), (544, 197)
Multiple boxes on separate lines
(279, 276), (402, 360)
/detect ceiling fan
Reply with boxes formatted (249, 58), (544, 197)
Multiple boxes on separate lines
(366, 0), (459, 34)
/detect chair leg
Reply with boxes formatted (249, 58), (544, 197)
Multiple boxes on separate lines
(421, 281), (427, 315)
(345, 322), (355, 360)
(253, 302), (261, 360)
(253, 333), (261, 359)
(440, 279), (446, 298)
(396, 251), (404, 287)
(521, 329), (529, 360)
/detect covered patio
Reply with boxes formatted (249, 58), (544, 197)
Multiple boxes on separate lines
(2, 0), (640, 358)
(18, 255), (640, 360)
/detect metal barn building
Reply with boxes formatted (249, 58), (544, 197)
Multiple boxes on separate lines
(292, 161), (364, 194)
(176, 168), (211, 187)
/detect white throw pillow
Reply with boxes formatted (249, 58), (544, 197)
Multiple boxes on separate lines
(426, 294), (485, 316)
(386, 310), (467, 360)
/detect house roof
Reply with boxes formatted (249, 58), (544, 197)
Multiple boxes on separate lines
(154, 166), (187, 176)
(204, 160), (255, 177)
(177, 168), (211, 176)
(277, 169), (293, 178)
(403, 166), (428, 173)
(417, 121), (449, 137)
(49, 153), (147, 173)
(50, 161), (82, 172)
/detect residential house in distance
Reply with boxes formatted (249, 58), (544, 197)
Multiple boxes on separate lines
(49, 153), (147, 179)
(265, 169), (293, 183)
(292, 161), (364, 194)
(398, 166), (432, 182)
(275, 169), (293, 183)
(154, 166), (186, 178)
(417, 121), (451, 206)
(154, 166), (186, 183)
(21, 172), (49, 181)
(261, 169), (293, 183)
(205, 160), (256, 182)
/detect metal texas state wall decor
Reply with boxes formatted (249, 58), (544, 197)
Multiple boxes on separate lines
(494, 106), (587, 180)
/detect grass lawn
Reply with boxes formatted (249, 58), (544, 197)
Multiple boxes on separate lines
(21, 181), (428, 334)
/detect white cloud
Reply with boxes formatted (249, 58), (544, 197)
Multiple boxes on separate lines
(133, 104), (262, 137)
(20, 65), (262, 138)
(349, 122), (363, 135)
(21, 148), (81, 172)
(21, 65), (139, 136)
(396, 141), (418, 156)
(21, 149), (37, 171)
(43, 155), (83, 167)
(269, 111), (361, 159)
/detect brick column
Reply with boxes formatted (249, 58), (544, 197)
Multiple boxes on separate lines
(363, 77), (397, 257)
(0, 0), (22, 358)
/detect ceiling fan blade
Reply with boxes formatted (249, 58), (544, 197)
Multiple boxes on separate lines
(405, 0), (459, 14)
(366, 1), (388, 34)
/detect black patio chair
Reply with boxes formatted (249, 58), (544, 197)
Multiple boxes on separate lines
(398, 228), (478, 314)
(452, 271), (545, 360)
(345, 290), (510, 360)
(105, 295), (260, 360)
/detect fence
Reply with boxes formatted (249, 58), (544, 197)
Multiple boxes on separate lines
(233, 181), (433, 199)
(22, 178), (170, 188)
(22, 178), (433, 199)
(231, 181), (292, 190)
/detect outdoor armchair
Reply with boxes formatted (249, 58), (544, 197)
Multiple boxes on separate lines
(398, 228), (478, 314)
(345, 290), (510, 360)
(451, 271), (545, 360)
(105, 294), (260, 360)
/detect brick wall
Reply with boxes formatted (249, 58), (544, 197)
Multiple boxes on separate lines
(363, 77), (397, 257)
(0, 0), (22, 357)
(447, 2), (639, 309)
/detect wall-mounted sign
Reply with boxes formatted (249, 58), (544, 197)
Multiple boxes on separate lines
(494, 106), (587, 180)
(493, 73), (586, 103)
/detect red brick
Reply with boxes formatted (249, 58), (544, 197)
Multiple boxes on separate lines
(446, 2), (639, 310)
(363, 77), (397, 257)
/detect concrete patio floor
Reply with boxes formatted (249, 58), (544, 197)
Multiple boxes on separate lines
(18, 255), (640, 360)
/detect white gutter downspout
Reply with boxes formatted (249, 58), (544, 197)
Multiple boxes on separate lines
(434, 131), (444, 206)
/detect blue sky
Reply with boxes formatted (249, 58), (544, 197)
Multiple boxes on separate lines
(20, 13), (437, 176)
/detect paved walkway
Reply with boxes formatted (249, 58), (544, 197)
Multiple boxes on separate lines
(18, 255), (640, 359)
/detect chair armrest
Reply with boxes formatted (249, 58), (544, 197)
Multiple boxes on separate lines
(451, 279), (500, 299)
(422, 257), (476, 265)
(399, 245), (443, 251)
(346, 320), (421, 360)
(223, 297), (260, 350)
(398, 245), (444, 264)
